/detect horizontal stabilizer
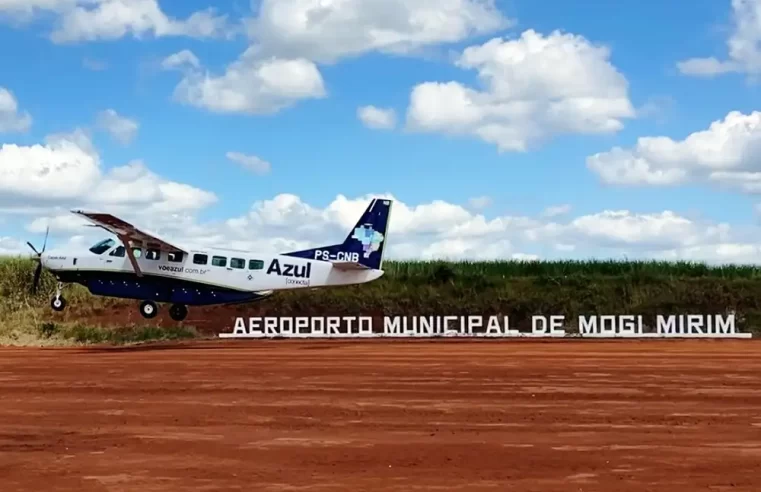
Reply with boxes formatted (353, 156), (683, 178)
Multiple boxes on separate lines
(331, 260), (370, 271)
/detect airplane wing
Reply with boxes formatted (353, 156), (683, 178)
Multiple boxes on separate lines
(72, 210), (187, 277)
(330, 260), (371, 271)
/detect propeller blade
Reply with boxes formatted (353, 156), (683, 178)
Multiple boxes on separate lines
(26, 242), (40, 256)
(32, 262), (42, 295)
(42, 226), (49, 253)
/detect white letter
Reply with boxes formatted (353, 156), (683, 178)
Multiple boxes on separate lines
(688, 314), (703, 335)
(296, 317), (309, 336)
(384, 316), (402, 335)
(468, 315), (481, 335)
(657, 315), (676, 335)
(233, 317), (247, 335)
(326, 317), (341, 335)
(600, 315), (616, 336)
(578, 316), (597, 336)
(619, 315), (635, 336)
(486, 316), (501, 336)
(265, 317), (279, 336)
(550, 315), (565, 335)
(532, 315), (547, 335)
(444, 316), (458, 336)
(716, 314), (735, 334)
(312, 317), (324, 335)
(359, 317), (373, 336)
(248, 317), (262, 335)
(419, 316), (433, 335)
(342, 316), (354, 334)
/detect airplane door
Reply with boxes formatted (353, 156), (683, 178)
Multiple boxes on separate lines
(104, 245), (129, 271)
(228, 257), (249, 289)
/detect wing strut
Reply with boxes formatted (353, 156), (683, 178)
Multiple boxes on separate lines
(117, 234), (143, 277)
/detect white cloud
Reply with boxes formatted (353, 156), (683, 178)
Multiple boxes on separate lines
(163, 0), (512, 115)
(0, 128), (216, 217)
(0, 87), (32, 133)
(95, 109), (138, 144)
(542, 204), (571, 217)
(161, 49), (200, 71)
(467, 196), (492, 210)
(0, 0), (230, 43)
(677, 0), (761, 77)
(246, 0), (511, 64)
(358, 105), (396, 130)
(226, 151), (271, 174)
(569, 210), (727, 249)
(0, 128), (100, 201)
(587, 110), (761, 193)
(676, 57), (739, 77)
(8, 192), (761, 265)
(405, 29), (635, 152)
(168, 47), (326, 115)
(0, 237), (26, 256)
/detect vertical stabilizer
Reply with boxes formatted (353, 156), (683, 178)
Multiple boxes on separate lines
(284, 198), (392, 270)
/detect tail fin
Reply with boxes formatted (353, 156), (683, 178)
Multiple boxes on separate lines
(284, 198), (392, 270)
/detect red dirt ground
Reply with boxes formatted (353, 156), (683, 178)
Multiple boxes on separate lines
(1, 339), (761, 491)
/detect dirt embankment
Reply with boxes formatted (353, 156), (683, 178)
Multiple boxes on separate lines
(1, 339), (760, 491)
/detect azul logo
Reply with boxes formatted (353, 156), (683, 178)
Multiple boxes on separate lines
(267, 259), (312, 278)
(352, 224), (384, 258)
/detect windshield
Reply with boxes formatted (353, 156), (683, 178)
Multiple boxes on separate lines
(89, 238), (116, 255)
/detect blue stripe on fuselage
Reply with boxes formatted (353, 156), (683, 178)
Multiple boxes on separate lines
(54, 270), (271, 306)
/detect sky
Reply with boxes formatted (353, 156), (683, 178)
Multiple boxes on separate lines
(2, 0), (761, 263)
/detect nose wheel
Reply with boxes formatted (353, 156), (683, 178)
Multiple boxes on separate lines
(51, 296), (66, 312)
(50, 282), (66, 312)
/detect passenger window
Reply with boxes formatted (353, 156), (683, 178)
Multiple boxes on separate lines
(145, 249), (160, 260)
(212, 256), (227, 267)
(249, 259), (264, 270)
(132, 247), (142, 258)
(193, 253), (208, 265)
(168, 252), (184, 263)
(230, 258), (245, 269)
(109, 246), (125, 257)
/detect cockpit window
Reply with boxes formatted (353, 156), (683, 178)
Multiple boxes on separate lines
(89, 238), (116, 255)
(110, 246), (125, 257)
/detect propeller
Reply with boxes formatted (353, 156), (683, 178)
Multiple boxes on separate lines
(27, 226), (49, 295)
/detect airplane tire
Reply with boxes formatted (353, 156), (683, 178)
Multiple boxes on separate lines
(169, 304), (188, 322)
(51, 296), (66, 312)
(139, 300), (158, 319)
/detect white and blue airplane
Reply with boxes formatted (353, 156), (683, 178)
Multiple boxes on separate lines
(28, 198), (393, 322)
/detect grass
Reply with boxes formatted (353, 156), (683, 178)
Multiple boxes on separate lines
(1, 255), (760, 345)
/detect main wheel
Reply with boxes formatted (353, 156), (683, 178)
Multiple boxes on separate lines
(50, 296), (66, 312)
(169, 304), (188, 322)
(139, 300), (158, 319)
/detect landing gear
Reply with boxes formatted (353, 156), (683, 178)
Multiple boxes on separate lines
(50, 282), (66, 312)
(137, 301), (188, 321)
(139, 300), (158, 319)
(51, 296), (66, 311)
(169, 304), (188, 322)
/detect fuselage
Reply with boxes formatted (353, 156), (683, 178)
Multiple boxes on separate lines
(40, 238), (384, 306)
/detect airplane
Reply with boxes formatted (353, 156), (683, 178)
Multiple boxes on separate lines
(27, 198), (393, 322)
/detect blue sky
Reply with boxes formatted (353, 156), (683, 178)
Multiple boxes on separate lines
(2, 0), (761, 262)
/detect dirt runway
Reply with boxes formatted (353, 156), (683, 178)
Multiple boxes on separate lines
(1, 339), (761, 491)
